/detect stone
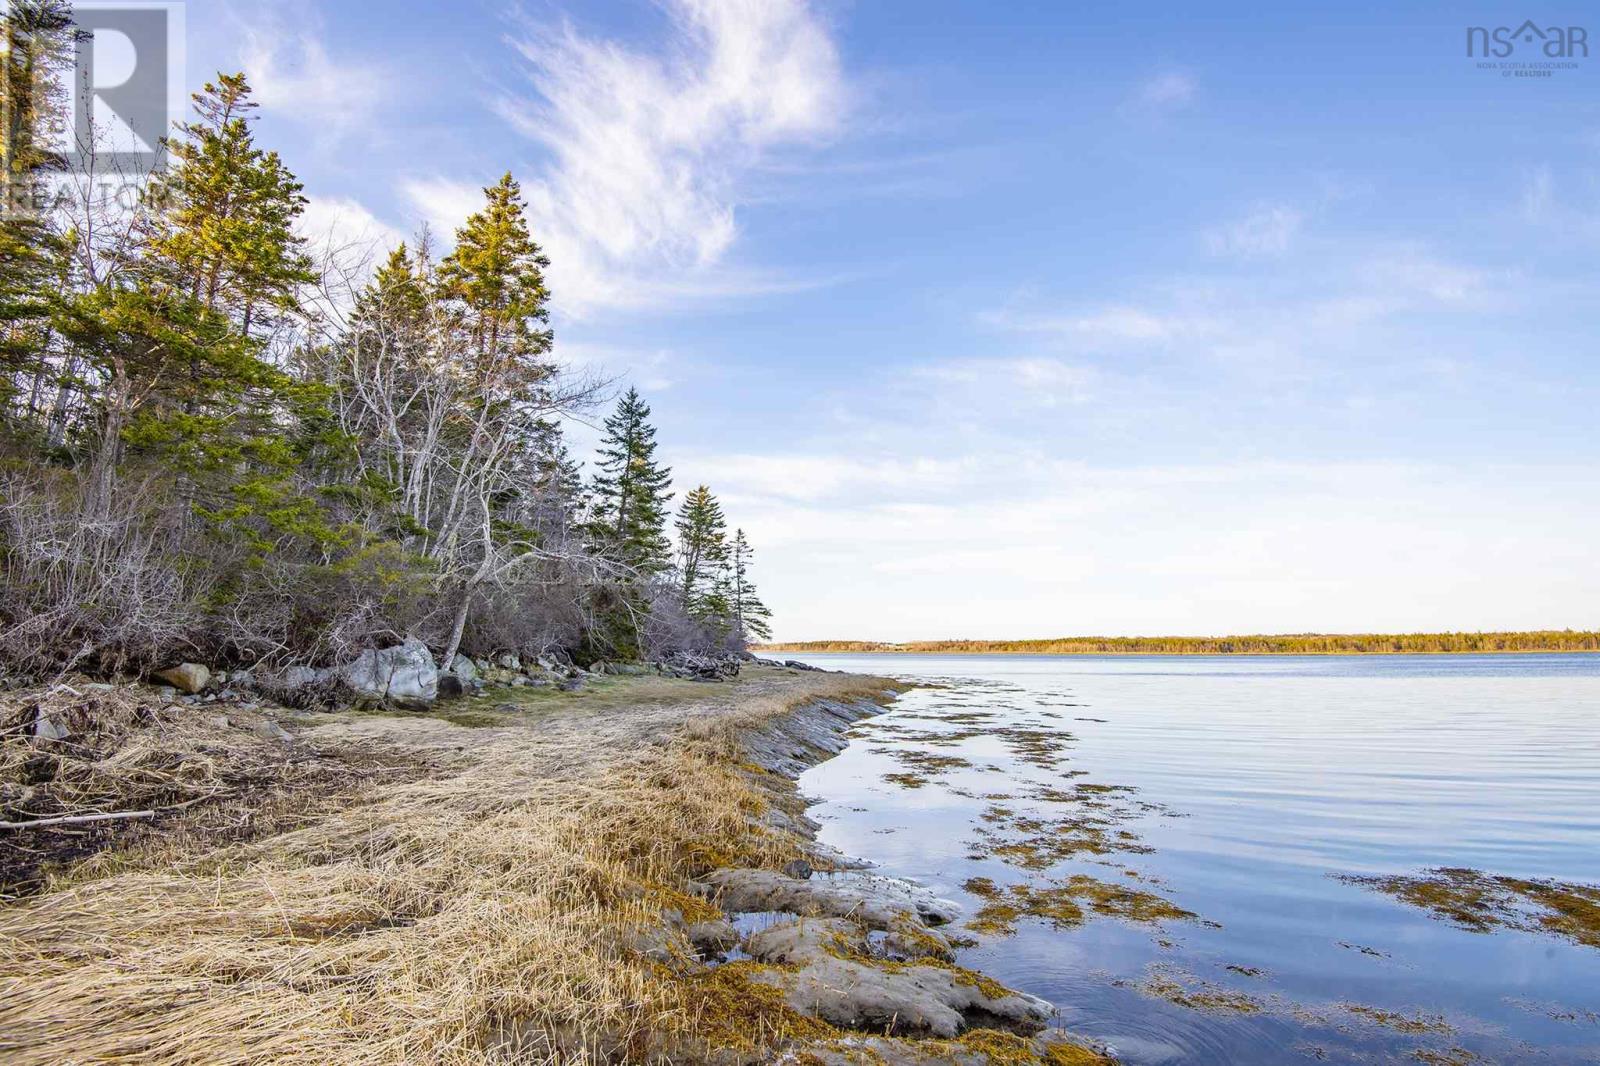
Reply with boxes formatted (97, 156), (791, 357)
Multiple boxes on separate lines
(253, 720), (293, 743)
(32, 713), (69, 743)
(495, 652), (521, 671)
(338, 637), (438, 705)
(742, 918), (1051, 1038)
(154, 662), (211, 694)
(450, 654), (478, 683)
(704, 868), (961, 929)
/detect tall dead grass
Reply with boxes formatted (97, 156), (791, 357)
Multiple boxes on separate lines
(0, 672), (895, 1065)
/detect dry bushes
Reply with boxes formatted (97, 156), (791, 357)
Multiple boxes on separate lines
(0, 671), (899, 1065)
(0, 682), (428, 895)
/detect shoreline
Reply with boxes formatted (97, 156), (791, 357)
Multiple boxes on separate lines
(757, 645), (1600, 657)
(0, 665), (1108, 1065)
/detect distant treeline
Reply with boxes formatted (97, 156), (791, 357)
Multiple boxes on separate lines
(758, 631), (1600, 655)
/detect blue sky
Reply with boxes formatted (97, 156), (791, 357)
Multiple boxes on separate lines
(185, 0), (1599, 640)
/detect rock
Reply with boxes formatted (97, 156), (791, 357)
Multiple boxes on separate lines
(655, 650), (741, 681)
(742, 918), (1051, 1038)
(495, 652), (521, 671)
(32, 713), (69, 743)
(777, 1034), (1108, 1066)
(339, 637), (438, 706)
(253, 720), (293, 743)
(450, 654), (478, 683)
(685, 918), (739, 954)
(704, 868), (961, 929)
(154, 662), (211, 694)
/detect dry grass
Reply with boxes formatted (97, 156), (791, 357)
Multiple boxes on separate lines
(0, 668), (900, 1065)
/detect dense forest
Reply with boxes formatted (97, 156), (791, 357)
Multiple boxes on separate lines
(0, 5), (771, 679)
(761, 632), (1600, 655)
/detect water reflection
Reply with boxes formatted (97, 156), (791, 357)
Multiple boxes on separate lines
(796, 654), (1600, 1065)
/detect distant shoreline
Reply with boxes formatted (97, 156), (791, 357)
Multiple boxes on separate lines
(756, 631), (1600, 656)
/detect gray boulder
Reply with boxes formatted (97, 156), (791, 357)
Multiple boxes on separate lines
(33, 713), (69, 743)
(743, 918), (1051, 1038)
(450, 653), (479, 683)
(155, 662), (210, 694)
(704, 868), (961, 929)
(339, 637), (438, 705)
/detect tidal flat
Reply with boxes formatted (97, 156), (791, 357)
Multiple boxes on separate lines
(797, 652), (1600, 1065)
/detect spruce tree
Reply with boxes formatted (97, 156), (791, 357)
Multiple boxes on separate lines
(62, 74), (321, 540)
(588, 387), (672, 573)
(729, 528), (772, 642)
(145, 73), (315, 336)
(437, 172), (552, 382)
(674, 484), (728, 618)
(0, 0), (71, 420)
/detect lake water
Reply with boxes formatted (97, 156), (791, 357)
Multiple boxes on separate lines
(792, 654), (1600, 1065)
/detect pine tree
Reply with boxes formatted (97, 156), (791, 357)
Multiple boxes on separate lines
(61, 74), (322, 540)
(729, 528), (772, 642)
(0, 0), (71, 420)
(522, 417), (584, 544)
(674, 484), (728, 618)
(437, 172), (552, 381)
(588, 387), (672, 574)
(144, 73), (315, 337)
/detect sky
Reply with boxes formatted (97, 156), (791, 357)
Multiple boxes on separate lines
(177, 0), (1600, 640)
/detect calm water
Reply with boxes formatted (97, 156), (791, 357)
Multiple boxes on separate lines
(793, 654), (1600, 1064)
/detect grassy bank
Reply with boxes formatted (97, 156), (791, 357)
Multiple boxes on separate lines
(0, 667), (1105, 1064)
(758, 630), (1600, 656)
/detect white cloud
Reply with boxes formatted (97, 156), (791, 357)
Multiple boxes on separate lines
(297, 195), (405, 256)
(920, 357), (1096, 407)
(714, 456), (1600, 641)
(558, 342), (678, 392)
(1134, 71), (1196, 109)
(492, 0), (847, 314)
(237, 6), (385, 141)
(1206, 204), (1303, 257)
(397, 176), (487, 244)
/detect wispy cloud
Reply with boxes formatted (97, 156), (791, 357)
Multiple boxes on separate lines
(397, 176), (487, 243)
(236, 4), (386, 145)
(489, 0), (848, 314)
(1134, 70), (1196, 110)
(1206, 204), (1303, 256)
(919, 357), (1097, 407)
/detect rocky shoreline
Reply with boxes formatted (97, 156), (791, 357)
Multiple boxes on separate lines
(692, 690), (1113, 1064)
(1, 665), (1110, 1064)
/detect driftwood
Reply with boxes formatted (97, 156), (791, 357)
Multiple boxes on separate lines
(0, 791), (225, 831)
(0, 809), (155, 830)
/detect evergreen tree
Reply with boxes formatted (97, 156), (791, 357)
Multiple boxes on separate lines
(588, 387), (672, 574)
(0, 0), (71, 419)
(144, 73), (315, 336)
(729, 528), (772, 642)
(674, 484), (728, 618)
(437, 172), (552, 380)
(60, 74), (322, 541)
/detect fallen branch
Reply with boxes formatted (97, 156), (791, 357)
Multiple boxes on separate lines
(0, 809), (155, 830)
(0, 791), (227, 831)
